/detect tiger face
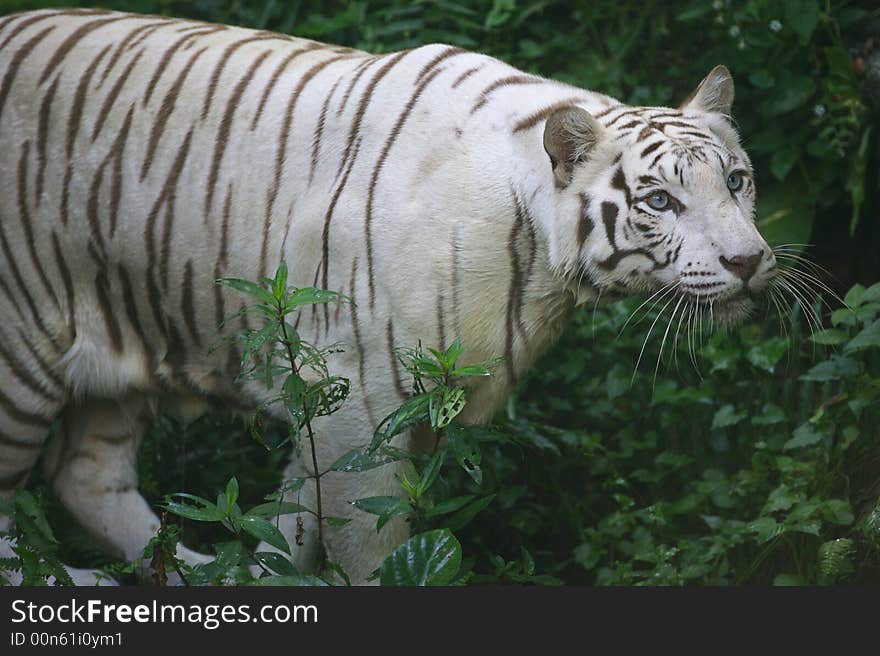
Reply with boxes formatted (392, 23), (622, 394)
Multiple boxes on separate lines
(545, 66), (776, 325)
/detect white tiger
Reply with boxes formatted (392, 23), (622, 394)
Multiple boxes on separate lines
(0, 8), (776, 585)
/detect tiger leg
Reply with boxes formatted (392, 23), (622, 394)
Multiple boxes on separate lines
(260, 412), (410, 585)
(0, 331), (112, 585)
(44, 397), (212, 580)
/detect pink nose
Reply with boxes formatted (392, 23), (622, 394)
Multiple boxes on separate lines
(719, 250), (763, 281)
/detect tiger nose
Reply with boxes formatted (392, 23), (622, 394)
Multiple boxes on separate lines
(719, 250), (763, 281)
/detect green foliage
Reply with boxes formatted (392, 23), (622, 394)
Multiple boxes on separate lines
(444, 282), (880, 585)
(0, 491), (74, 586)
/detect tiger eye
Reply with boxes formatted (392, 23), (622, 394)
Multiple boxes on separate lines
(727, 172), (743, 191)
(647, 191), (670, 210)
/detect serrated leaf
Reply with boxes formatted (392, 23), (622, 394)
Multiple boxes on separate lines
(799, 356), (859, 382)
(712, 404), (746, 429)
(844, 320), (880, 353)
(752, 403), (786, 425)
(783, 423), (826, 450)
(379, 529), (462, 586)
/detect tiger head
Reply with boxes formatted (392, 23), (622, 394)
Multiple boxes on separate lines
(544, 66), (776, 325)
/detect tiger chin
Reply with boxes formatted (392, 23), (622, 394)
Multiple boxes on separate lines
(0, 9), (778, 585)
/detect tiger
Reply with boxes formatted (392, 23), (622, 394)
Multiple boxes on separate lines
(0, 8), (776, 585)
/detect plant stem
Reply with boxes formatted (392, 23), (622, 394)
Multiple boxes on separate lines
(278, 309), (325, 574)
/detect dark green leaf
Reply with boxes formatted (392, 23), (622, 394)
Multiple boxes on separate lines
(379, 529), (462, 586)
(237, 516), (290, 554)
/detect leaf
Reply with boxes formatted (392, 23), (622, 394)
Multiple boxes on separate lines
(429, 388), (466, 430)
(749, 517), (782, 544)
(330, 446), (405, 473)
(379, 529), (462, 586)
(323, 517), (352, 527)
(446, 423), (483, 485)
(773, 573), (805, 586)
(445, 495), (495, 532)
(449, 364), (493, 378)
(770, 147), (799, 181)
(282, 375), (307, 418)
(248, 575), (328, 586)
(809, 329), (848, 345)
(424, 495), (476, 518)
(284, 287), (343, 311)
(272, 261), (288, 301)
(844, 320), (880, 353)
(784, 0), (820, 43)
(844, 284), (866, 308)
(225, 477), (239, 510)
(163, 495), (226, 522)
(353, 496), (408, 516)
(752, 403), (786, 425)
(712, 404), (746, 429)
(783, 423), (826, 450)
(246, 502), (311, 518)
(372, 395), (431, 448)
(416, 449), (445, 496)
(799, 356), (859, 382)
(861, 282), (880, 305)
(216, 277), (276, 305)
(760, 75), (815, 116)
(746, 337), (788, 371)
(236, 516), (290, 554)
(254, 551), (299, 576)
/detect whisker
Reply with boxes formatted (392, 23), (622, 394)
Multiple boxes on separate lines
(632, 288), (679, 385)
(672, 294), (691, 373)
(653, 293), (685, 390)
(617, 281), (677, 339)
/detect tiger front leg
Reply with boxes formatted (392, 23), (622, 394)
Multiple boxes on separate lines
(44, 397), (213, 583)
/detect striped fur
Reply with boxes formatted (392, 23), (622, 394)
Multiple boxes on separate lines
(0, 9), (776, 583)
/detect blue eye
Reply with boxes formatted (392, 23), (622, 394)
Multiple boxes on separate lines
(647, 191), (670, 210)
(727, 172), (743, 191)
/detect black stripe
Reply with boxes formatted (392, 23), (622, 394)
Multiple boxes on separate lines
(181, 259), (202, 348)
(386, 318), (407, 400)
(365, 62), (456, 311)
(35, 75), (59, 206)
(0, 334), (60, 403)
(0, 26), (56, 125)
(51, 231), (76, 341)
(0, 386), (50, 428)
(204, 49), (272, 224)
(17, 141), (60, 310)
(94, 261), (124, 355)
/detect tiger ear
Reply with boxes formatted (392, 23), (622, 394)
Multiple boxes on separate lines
(679, 65), (734, 116)
(543, 106), (604, 188)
